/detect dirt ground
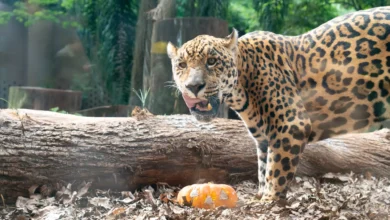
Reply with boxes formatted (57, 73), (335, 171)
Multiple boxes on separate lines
(1, 173), (389, 220)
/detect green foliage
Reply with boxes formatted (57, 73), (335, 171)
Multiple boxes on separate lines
(282, 0), (339, 35)
(252, 0), (289, 34)
(330, 0), (390, 10)
(60, 0), (75, 10)
(227, 0), (260, 35)
(250, 0), (388, 35)
(0, 0), (80, 27)
(77, 0), (138, 105)
(0, 11), (12, 24)
(29, 0), (59, 5)
(177, 0), (229, 18)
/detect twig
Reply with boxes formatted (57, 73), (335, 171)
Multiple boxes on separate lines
(1, 194), (5, 208)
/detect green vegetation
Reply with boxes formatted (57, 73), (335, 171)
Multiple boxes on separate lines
(132, 88), (150, 109)
(50, 106), (82, 115)
(49, 106), (68, 114)
(0, 0), (80, 27)
(177, 0), (229, 18)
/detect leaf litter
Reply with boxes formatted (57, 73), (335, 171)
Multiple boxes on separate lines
(1, 172), (389, 220)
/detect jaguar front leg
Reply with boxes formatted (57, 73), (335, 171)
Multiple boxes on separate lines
(255, 138), (269, 198)
(261, 133), (309, 201)
(260, 99), (312, 202)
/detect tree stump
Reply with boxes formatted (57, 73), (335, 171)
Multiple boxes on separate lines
(129, 0), (158, 107)
(8, 87), (82, 112)
(0, 109), (390, 204)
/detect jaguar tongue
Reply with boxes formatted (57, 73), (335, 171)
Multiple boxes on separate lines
(182, 94), (209, 110)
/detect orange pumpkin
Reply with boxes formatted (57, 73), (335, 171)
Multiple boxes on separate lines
(177, 183), (238, 209)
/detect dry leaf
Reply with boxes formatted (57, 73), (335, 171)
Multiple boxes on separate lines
(77, 182), (92, 198)
(89, 197), (112, 209)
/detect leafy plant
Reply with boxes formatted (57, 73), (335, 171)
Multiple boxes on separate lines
(1, 91), (27, 109)
(132, 88), (150, 108)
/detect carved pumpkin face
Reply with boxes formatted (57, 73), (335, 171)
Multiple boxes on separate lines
(177, 183), (238, 209)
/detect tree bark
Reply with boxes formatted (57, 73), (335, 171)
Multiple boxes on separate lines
(0, 109), (390, 204)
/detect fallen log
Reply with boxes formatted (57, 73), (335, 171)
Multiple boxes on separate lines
(0, 109), (389, 204)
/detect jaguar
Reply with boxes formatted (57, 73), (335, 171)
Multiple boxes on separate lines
(167, 6), (390, 202)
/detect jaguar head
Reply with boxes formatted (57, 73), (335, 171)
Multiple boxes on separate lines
(167, 29), (239, 122)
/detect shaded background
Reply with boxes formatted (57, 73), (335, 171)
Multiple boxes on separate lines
(0, 0), (388, 117)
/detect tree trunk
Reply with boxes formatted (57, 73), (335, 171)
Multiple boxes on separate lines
(143, 0), (176, 108)
(0, 109), (390, 204)
(129, 0), (158, 107)
(26, 20), (54, 88)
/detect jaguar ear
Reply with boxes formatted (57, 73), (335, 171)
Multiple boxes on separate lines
(223, 28), (238, 50)
(167, 42), (178, 59)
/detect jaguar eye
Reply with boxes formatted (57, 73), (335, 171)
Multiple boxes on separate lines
(178, 62), (187, 69)
(207, 58), (217, 66)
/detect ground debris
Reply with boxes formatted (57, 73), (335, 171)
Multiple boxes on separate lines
(1, 172), (390, 219)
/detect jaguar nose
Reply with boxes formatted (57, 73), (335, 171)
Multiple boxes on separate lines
(186, 83), (206, 97)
